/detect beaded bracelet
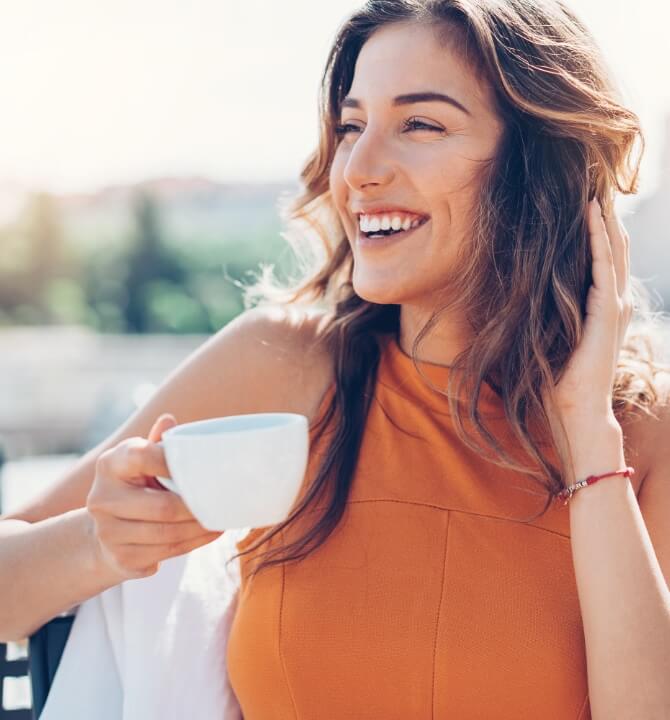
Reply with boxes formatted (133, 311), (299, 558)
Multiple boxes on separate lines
(557, 466), (635, 505)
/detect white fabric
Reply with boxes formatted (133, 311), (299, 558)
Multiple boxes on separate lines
(40, 528), (247, 720)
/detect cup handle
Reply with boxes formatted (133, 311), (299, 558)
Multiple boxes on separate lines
(154, 441), (180, 494)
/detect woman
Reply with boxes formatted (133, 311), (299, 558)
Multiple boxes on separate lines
(1, 0), (669, 717)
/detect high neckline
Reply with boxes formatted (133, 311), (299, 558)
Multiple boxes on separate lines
(378, 334), (504, 417)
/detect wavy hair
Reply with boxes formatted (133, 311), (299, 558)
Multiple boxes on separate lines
(231, 0), (668, 578)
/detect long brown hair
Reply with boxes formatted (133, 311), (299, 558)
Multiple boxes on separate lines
(231, 0), (668, 578)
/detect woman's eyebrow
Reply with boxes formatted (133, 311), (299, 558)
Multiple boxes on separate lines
(341, 91), (471, 116)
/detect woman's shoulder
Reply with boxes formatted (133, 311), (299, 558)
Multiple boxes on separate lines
(0, 305), (337, 523)
(622, 367), (670, 487)
(621, 367), (670, 591)
(208, 304), (336, 424)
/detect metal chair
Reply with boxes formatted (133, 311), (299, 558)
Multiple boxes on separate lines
(0, 638), (30, 720)
(0, 447), (76, 717)
(0, 615), (74, 719)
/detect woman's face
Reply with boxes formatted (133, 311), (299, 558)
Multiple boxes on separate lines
(329, 21), (503, 307)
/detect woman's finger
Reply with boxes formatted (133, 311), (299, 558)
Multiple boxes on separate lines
(602, 207), (627, 298)
(89, 483), (195, 523)
(124, 533), (223, 565)
(587, 198), (616, 296)
(153, 532), (223, 561)
(107, 532), (223, 574)
(619, 214), (632, 303)
(98, 438), (171, 486)
(142, 415), (178, 489)
(620, 215), (630, 281)
(100, 516), (211, 546)
(147, 413), (177, 444)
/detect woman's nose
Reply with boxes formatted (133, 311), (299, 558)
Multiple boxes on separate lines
(342, 128), (396, 190)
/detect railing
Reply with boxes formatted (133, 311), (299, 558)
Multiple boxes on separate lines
(0, 615), (75, 720)
(0, 451), (78, 718)
(0, 640), (31, 719)
(0, 452), (32, 717)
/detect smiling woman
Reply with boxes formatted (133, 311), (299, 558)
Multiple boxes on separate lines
(1, 1), (669, 718)
(226, 1), (670, 718)
(330, 21), (503, 307)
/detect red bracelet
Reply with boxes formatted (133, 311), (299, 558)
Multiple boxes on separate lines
(557, 466), (635, 505)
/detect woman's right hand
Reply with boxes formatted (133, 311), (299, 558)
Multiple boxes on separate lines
(86, 413), (223, 581)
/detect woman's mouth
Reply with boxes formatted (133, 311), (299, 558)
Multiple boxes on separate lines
(356, 216), (430, 249)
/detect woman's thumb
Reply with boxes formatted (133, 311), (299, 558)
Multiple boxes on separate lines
(147, 413), (177, 443)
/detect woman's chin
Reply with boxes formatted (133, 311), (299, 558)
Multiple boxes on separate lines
(351, 274), (410, 306)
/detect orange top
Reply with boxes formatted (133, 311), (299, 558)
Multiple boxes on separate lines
(227, 336), (593, 719)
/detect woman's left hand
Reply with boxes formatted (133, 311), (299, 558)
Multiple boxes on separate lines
(543, 197), (632, 485)
(546, 196), (633, 459)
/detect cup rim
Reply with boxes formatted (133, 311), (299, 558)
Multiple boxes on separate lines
(161, 412), (307, 440)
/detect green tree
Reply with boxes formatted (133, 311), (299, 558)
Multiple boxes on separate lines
(0, 192), (77, 324)
(123, 192), (189, 333)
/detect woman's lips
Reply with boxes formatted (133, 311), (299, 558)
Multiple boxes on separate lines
(355, 217), (430, 249)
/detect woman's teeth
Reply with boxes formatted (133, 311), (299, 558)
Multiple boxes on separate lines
(359, 213), (427, 238)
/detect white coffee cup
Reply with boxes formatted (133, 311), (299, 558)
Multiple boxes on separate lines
(155, 413), (309, 531)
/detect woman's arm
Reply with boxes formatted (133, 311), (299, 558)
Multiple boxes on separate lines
(0, 305), (334, 641)
(0, 510), (121, 642)
(548, 200), (670, 718)
(567, 410), (670, 720)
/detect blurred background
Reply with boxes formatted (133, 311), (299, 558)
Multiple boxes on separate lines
(0, 0), (669, 511)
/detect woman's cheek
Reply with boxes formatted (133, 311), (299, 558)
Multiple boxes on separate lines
(329, 156), (350, 223)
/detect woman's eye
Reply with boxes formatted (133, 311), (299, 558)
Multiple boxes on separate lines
(334, 123), (361, 136)
(402, 118), (443, 132)
(334, 118), (444, 137)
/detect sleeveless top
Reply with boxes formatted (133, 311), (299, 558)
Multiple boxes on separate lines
(226, 335), (594, 719)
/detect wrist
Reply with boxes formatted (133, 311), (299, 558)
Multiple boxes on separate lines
(567, 463), (632, 513)
(571, 447), (626, 481)
(561, 415), (624, 477)
(80, 508), (126, 587)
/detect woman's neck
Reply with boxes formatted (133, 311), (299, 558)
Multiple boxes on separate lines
(398, 304), (472, 367)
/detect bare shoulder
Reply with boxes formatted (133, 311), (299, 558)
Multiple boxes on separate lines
(1, 304), (335, 522)
(625, 369), (670, 586)
(128, 302), (335, 425)
(206, 303), (335, 420)
(622, 368), (670, 488)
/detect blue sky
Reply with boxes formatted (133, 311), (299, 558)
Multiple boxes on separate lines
(0, 0), (667, 198)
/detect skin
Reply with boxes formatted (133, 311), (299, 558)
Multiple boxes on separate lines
(329, 21), (670, 713)
(328, 20), (503, 365)
(1, 24), (667, 709)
